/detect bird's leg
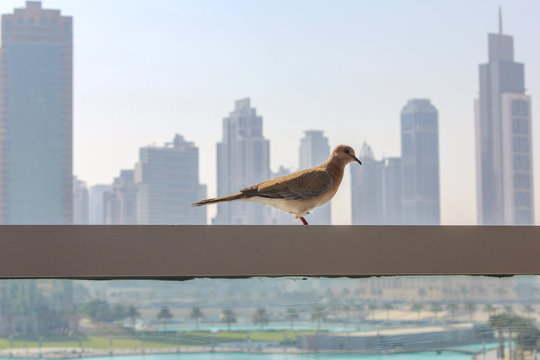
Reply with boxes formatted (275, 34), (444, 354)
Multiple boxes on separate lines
(299, 217), (309, 226)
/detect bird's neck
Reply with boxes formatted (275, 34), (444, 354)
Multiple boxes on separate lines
(324, 159), (346, 188)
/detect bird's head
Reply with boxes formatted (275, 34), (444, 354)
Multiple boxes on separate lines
(331, 145), (362, 166)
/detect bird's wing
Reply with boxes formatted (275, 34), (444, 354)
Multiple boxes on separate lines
(241, 169), (333, 200)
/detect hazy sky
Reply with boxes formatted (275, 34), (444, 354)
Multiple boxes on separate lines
(1, 0), (539, 225)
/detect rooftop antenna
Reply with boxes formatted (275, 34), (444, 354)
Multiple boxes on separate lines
(498, 5), (503, 35)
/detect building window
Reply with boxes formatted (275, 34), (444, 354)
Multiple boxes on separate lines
(514, 173), (530, 190)
(513, 154), (530, 171)
(515, 210), (532, 224)
(512, 118), (529, 135)
(512, 137), (529, 153)
(514, 191), (530, 207)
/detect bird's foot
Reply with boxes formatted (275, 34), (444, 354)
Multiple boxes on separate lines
(299, 217), (309, 226)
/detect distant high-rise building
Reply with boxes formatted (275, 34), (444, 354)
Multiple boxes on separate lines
(103, 170), (137, 225)
(213, 98), (271, 224)
(351, 143), (385, 225)
(88, 184), (110, 224)
(72, 176), (88, 224)
(351, 145), (403, 225)
(135, 134), (206, 224)
(383, 157), (402, 224)
(400, 99), (440, 225)
(0, 1), (72, 224)
(299, 130), (331, 224)
(268, 166), (296, 225)
(475, 11), (534, 225)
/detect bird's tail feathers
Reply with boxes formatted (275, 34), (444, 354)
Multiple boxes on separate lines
(191, 193), (245, 207)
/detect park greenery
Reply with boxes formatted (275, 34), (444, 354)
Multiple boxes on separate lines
(2, 279), (540, 355)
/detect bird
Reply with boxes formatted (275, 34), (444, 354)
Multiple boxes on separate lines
(192, 145), (362, 225)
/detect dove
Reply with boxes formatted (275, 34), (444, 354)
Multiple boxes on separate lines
(192, 145), (361, 225)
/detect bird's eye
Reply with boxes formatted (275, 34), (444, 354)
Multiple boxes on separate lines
(344, 149), (350, 154)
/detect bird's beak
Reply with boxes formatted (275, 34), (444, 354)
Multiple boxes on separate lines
(349, 154), (362, 165)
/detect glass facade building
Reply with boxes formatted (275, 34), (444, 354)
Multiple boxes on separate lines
(213, 98), (271, 225)
(135, 135), (206, 225)
(298, 130), (331, 225)
(475, 21), (534, 225)
(0, 1), (72, 224)
(400, 99), (440, 225)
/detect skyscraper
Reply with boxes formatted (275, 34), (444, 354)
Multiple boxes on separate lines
(135, 134), (206, 225)
(72, 176), (88, 225)
(475, 11), (534, 225)
(351, 143), (384, 225)
(0, 1), (72, 224)
(268, 166), (296, 225)
(400, 99), (440, 225)
(382, 157), (402, 225)
(298, 130), (331, 224)
(213, 98), (271, 225)
(88, 184), (110, 224)
(103, 170), (137, 225)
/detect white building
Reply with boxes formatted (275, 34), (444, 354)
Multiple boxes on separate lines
(88, 184), (110, 224)
(298, 130), (331, 225)
(475, 12), (534, 225)
(72, 176), (88, 225)
(213, 98), (271, 224)
(135, 134), (206, 225)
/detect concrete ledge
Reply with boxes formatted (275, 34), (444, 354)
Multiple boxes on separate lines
(0, 225), (538, 278)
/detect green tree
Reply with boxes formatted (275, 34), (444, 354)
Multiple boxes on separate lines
(354, 303), (365, 322)
(382, 303), (393, 322)
(484, 303), (495, 317)
(430, 302), (443, 323)
(488, 313), (509, 360)
(111, 304), (126, 322)
(157, 307), (173, 330)
(368, 303), (378, 320)
(190, 307), (204, 330)
(286, 307), (299, 329)
(126, 306), (140, 326)
(252, 307), (270, 329)
(220, 308), (237, 331)
(522, 304), (535, 321)
(311, 305), (326, 332)
(411, 303), (423, 322)
(446, 303), (459, 322)
(464, 301), (477, 322)
(489, 312), (538, 360)
(81, 299), (112, 322)
(418, 288), (427, 302)
(342, 305), (351, 323)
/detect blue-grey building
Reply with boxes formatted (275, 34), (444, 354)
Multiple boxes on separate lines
(351, 144), (403, 225)
(351, 143), (384, 225)
(299, 130), (331, 224)
(0, 1), (72, 224)
(213, 98), (271, 225)
(400, 99), (440, 225)
(135, 134), (207, 225)
(383, 157), (402, 224)
(103, 170), (137, 225)
(475, 11), (534, 225)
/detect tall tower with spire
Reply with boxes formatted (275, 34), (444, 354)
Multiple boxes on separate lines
(475, 9), (534, 225)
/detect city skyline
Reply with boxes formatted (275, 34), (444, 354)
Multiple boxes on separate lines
(0, 0), (538, 224)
